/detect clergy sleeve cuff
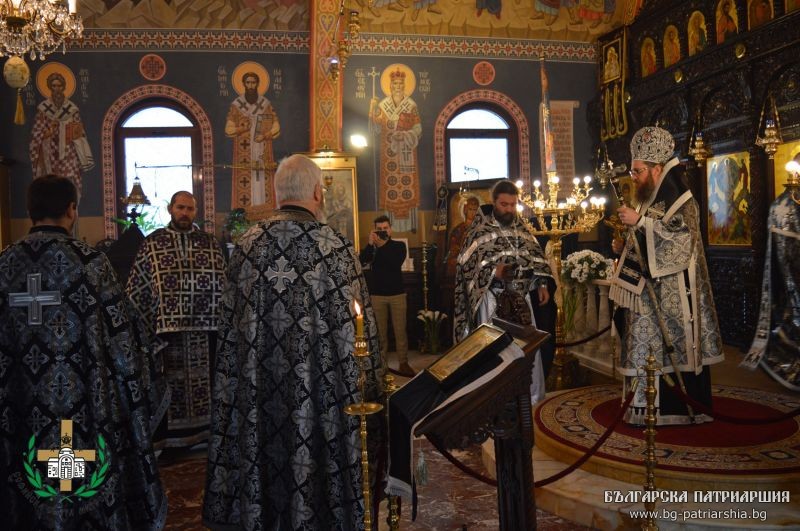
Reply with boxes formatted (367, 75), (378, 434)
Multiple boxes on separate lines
(635, 214), (646, 229)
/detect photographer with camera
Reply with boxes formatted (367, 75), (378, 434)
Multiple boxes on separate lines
(359, 215), (414, 375)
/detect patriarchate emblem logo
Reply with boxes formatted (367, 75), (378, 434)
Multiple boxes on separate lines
(23, 419), (109, 501)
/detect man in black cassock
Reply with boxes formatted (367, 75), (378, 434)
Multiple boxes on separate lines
(0, 175), (167, 530)
(127, 191), (226, 450)
(203, 154), (383, 530)
(453, 179), (555, 401)
(744, 167), (800, 390)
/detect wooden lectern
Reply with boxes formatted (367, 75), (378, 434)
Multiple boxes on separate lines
(415, 318), (548, 531)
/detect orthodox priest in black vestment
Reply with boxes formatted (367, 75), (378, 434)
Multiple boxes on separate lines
(203, 155), (383, 531)
(611, 127), (724, 425)
(127, 191), (226, 450)
(744, 176), (800, 390)
(0, 176), (167, 530)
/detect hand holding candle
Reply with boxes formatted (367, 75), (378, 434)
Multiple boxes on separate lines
(354, 300), (364, 337)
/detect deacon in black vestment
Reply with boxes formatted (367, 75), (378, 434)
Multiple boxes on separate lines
(0, 175), (167, 530)
(127, 191), (226, 450)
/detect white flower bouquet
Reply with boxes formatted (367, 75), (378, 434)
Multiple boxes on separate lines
(417, 310), (447, 355)
(561, 250), (614, 284)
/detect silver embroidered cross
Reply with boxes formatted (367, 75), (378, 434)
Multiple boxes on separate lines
(9, 273), (61, 325)
(266, 256), (298, 293)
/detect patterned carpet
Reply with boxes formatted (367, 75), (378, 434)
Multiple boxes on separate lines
(160, 440), (589, 530)
(535, 384), (800, 475)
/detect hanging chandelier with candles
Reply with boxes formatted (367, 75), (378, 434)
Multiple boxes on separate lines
(0, 0), (83, 60)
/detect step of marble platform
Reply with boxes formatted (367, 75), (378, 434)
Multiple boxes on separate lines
(481, 442), (800, 530)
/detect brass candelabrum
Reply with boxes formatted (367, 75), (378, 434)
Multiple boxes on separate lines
(344, 309), (383, 530)
(421, 241), (429, 311)
(382, 370), (401, 530)
(517, 172), (606, 389)
(642, 350), (659, 531)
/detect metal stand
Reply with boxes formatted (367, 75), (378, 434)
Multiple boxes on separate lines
(542, 235), (580, 390)
(383, 371), (401, 530)
(642, 350), (659, 531)
(421, 241), (429, 311)
(344, 332), (383, 529)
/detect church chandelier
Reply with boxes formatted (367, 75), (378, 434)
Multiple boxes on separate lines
(516, 173), (606, 238)
(0, 0), (83, 60)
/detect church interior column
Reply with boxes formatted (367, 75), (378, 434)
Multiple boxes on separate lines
(309, 0), (344, 152)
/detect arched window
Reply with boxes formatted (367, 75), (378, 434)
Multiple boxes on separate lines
(446, 104), (518, 183)
(114, 101), (202, 234)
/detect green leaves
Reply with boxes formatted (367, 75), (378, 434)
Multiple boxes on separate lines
(22, 433), (110, 502)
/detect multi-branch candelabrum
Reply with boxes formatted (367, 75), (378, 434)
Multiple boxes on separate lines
(344, 302), (383, 530)
(517, 173), (606, 389)
(0, 0), (84, 60)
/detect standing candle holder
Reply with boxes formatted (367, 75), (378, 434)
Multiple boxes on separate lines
(382, 371), (401, 530)
(421, 241), (429, 311)
(642, 349), (658, 531)
(345, 302), (383, 530)
(517, 173), (606, 389)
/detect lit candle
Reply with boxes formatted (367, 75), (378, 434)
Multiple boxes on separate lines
(354, 300), (364, 337)
(68, 0), (77, 14)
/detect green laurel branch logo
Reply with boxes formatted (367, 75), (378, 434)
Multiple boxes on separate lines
(24, 433), (109, 502)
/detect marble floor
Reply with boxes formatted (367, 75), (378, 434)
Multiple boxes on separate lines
(160, 345), (795, 530)
(160, 348), (589, 530)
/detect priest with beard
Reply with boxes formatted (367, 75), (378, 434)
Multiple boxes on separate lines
(203, 154), (383, 530)
(127, 191), (226, 452)
(0, 175), (167, 530)
(611, 126), (724, 425)
(453, 179), (555, 403)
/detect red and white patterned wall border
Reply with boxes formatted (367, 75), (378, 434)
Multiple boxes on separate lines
(434, 89), (531, 192)
(70, 30), (594, 63)
(101, 84), (215, 238)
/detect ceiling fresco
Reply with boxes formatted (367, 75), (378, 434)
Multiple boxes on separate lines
(80, 0), (638, 41)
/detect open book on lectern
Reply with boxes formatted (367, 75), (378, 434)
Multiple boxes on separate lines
(386, 319), (549, 499)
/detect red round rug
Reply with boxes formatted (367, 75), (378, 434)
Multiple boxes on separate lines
(534, 385), (800, 475)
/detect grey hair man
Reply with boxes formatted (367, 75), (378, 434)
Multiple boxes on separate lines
(204, 154), (384, 529)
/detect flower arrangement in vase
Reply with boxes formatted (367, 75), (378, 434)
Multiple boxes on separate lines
(417, 309), (447, 356)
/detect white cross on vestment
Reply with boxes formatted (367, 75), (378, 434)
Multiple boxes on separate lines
(266, 256), (298, 293)
(9, 273), (62, 325)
